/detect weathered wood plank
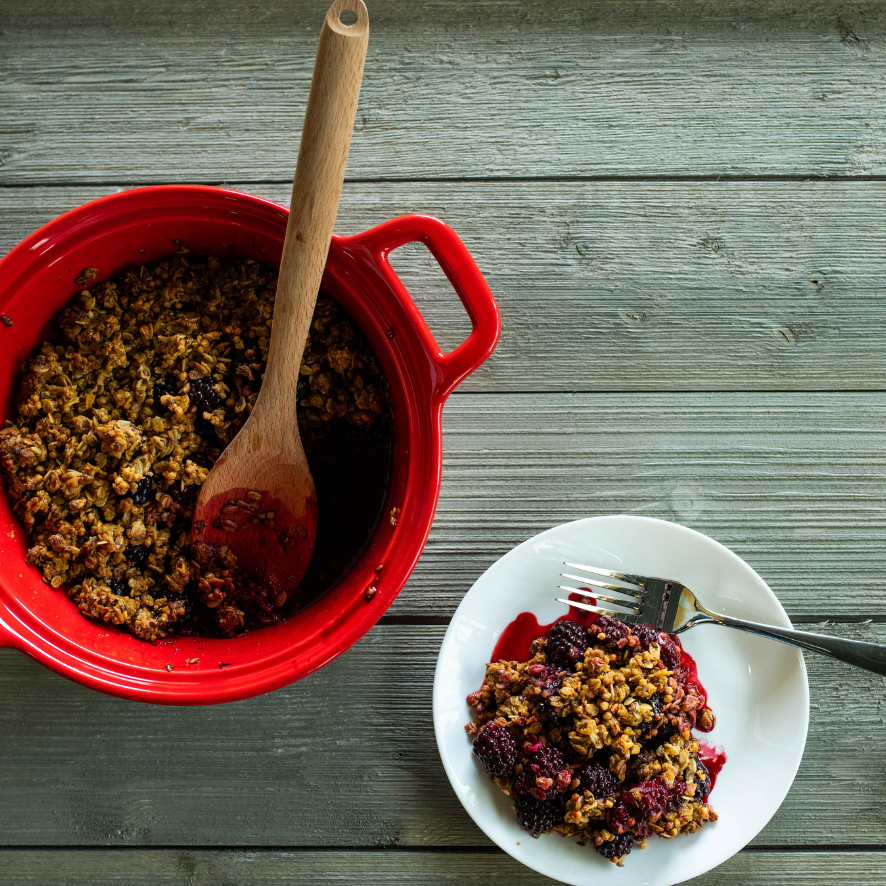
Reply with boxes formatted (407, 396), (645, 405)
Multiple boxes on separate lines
(1, 622), (884, 847)
(2, 848), (884, 886)
(398, 392), (886, 618)
(7, 182), (886, 391)
(3, 1), (886, 183)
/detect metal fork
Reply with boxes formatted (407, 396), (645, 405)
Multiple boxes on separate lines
(557, 562), (886, 677)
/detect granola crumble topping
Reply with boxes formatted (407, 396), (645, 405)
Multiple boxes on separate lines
(466, 617), (719, 865)
(0, 253), (391, 641)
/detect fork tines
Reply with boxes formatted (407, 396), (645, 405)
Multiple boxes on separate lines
(563, 563), (646, 589)
(557, 561), (645, 620)
(559, 574), (643, 599)
(555, 594), (641, 619)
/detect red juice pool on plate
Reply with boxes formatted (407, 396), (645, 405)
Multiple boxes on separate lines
(491, 593), (599, 662)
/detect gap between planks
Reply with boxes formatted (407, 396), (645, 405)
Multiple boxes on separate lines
(10, 175), (886, 189)
(3, 848), (886, 886)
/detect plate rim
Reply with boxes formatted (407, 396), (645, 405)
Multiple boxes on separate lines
(432, 514), (810, 886)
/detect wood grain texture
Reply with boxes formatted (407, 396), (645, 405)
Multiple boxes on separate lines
(8, 181), (886, 390)
(396, 391), (886, 618)
(1, 622), (884, 848)
(3, 849), (885, 886)
(4, 1), (886, 182)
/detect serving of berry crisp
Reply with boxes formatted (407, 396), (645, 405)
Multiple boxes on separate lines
(465, 616), (719, 866)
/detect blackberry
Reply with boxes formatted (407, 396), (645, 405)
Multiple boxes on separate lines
(515, 793), (560, 836)
(595, 832), (633, 861)
(131, 476), (155, 505)
(608, 802), (654, 839)
(605, 778), (687, 841)
(125, 543), (149, 566)
(547, 620), (587, 670)
(152, 377), (180, 403)
(657, 633), (682, 670)
(526, 664), (566, 723)
(628, 623), (683, 670)
(517, 742), (566, 800)
(617, 778), (685, 822)
(187, 377), (223, 413)
(170, 482), (199, 509)
(579, 762), (619, 799)
(607, 799), (640, 836)
(592, 615), (632, 649)
(472, 723), (518, 777)
(187, 378), (224, 440)
(630, 623), (659, 651)
(589, 747), (613, 766)
(526, 741), (564, 773)
(109, 576), (128, 596)
(648, 692), (664, 715)
(693, 757), (712, 799)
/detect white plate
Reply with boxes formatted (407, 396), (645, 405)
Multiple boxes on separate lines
(433, 516), (809, 886)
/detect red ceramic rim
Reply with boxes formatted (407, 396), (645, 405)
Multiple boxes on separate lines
(0, 185), (500, 704)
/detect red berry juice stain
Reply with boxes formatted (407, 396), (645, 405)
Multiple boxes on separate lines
(193, 485), (317, 593)
(679, 648), (725, 791)
(491, 592), (598, 662)
(698, 741), (727, 792)
(679, 647), (710, 722)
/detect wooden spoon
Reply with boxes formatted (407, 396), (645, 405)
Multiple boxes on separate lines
(191, 0), (369, 609)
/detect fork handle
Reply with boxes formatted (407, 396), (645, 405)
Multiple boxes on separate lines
(688, 613), (886, 677)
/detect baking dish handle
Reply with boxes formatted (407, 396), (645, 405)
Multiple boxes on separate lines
(350, 214), (500, 400)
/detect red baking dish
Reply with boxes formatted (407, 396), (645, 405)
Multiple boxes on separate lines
(0, 185), (500, 704)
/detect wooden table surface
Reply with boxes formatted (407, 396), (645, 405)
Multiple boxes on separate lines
(3, 1), (886, 883)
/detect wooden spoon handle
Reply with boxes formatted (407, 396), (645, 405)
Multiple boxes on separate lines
(259, 0), (369, 405)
